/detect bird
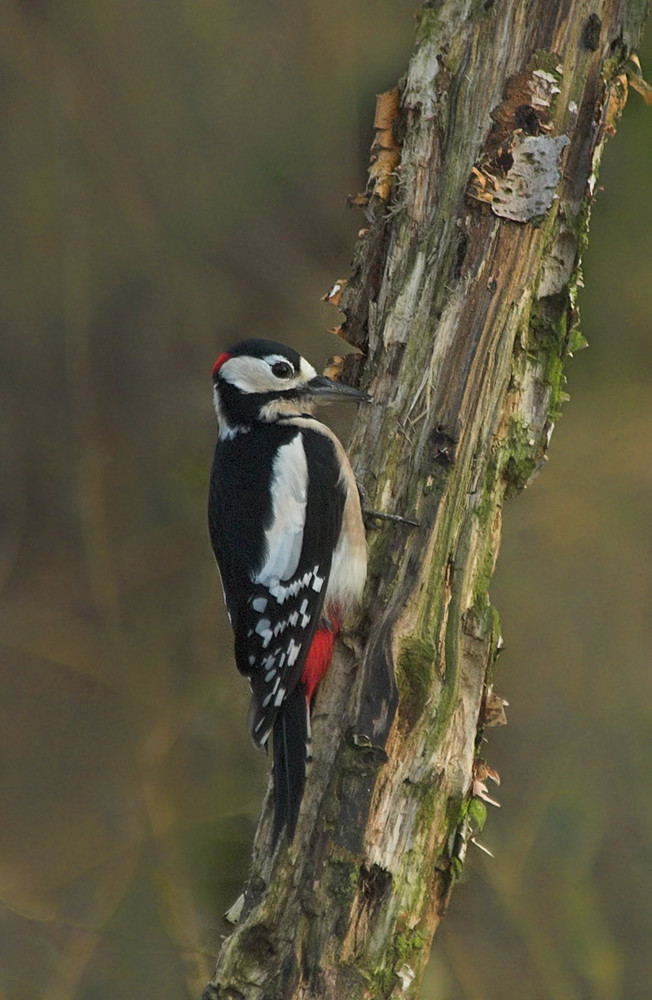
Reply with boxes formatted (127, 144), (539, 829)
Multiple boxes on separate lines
(208, 339), (368, 843)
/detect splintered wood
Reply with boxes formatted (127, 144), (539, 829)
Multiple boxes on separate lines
(468, 60), (570, 222)
(347, 87), (402, 206)
(368, 87), (401, 202)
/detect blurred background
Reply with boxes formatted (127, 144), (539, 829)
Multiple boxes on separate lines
(0, 2), (649, 998)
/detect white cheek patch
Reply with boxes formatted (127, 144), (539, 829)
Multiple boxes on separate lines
(298, 357), (317, 382)
(220, 356), (280, 394)
(220, 354), (317, 395)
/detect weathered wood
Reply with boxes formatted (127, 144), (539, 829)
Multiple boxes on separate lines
(204, 2), (648, 998)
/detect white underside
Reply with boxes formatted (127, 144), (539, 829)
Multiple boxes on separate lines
(253, 424), (366, 613)
(326, 523), (367, 609)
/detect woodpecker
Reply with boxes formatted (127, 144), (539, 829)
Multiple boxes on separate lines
(208, 339), (368, 843)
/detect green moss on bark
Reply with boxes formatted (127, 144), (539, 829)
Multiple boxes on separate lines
(396, 638), (436, 727)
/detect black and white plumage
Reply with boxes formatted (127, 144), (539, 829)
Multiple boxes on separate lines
(208, 339), (368, 842)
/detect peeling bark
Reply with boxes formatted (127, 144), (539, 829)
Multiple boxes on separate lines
(204, 2), (648, 998)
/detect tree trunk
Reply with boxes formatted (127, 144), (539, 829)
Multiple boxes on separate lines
(204, 2), (648, 998)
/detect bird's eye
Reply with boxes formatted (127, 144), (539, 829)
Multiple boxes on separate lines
(271, 361), (294, 379)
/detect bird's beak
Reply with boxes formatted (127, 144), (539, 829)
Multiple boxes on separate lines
(306, 375), (371, 403)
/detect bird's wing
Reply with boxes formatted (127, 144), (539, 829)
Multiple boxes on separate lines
(234, 427), (346, 745)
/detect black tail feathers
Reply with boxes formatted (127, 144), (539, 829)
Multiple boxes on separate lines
(272, 684), (309, 845)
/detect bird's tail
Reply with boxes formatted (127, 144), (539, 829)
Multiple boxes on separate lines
(272, 683), (309, 845)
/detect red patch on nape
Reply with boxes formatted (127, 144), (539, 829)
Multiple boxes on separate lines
(301, 613), (340, 704)
(212, 352), (232, 378)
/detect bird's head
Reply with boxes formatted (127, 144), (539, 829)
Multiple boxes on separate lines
(212, 339), (369, 436)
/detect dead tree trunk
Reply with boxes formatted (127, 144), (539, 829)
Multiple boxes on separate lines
(204, 3), (648, 998)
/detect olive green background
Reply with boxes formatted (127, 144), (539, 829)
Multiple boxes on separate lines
(0, 3), (649, 998)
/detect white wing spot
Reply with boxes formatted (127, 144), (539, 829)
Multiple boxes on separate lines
(269, 569), (313, 604)
(255, 618), (273, 646)
(252, 597), (268, 613)
(274, 688), (286, 707)
(287, 639), (301, 667)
